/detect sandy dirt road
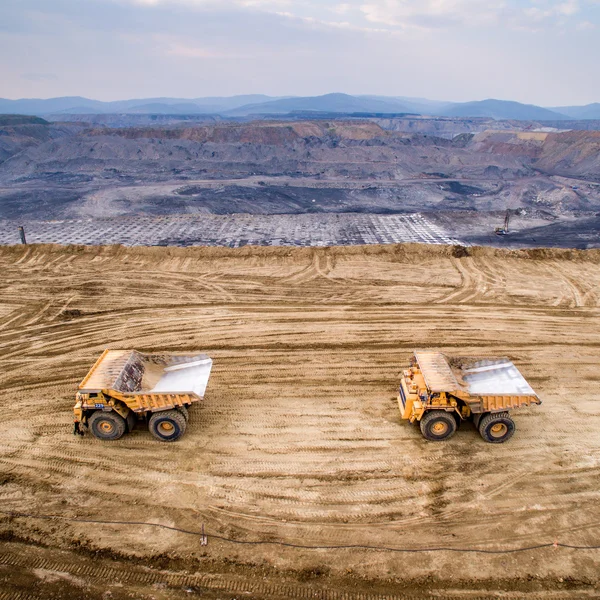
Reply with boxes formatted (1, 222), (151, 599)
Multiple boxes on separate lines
(0, 243), (599, 599)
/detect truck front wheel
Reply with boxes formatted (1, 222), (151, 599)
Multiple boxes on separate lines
(478, 412), (515, 443)
(149, 410), (187, 442)
(88, 411), (126, 441)
(420, 411), (457, 441)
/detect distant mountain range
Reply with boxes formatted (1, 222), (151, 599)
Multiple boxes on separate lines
(551, 103), (600, 119)
(2, 92), (600, 121)
(0, 95), (281, 116)
(439, 99), (568, 121)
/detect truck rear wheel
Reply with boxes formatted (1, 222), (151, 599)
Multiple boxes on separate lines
(149, 410), (187, 442)
(89, 411), (126, 441)
(420, 411), (457, 441)
(176, 405), (189, 422)
(479, 412), (515, 443)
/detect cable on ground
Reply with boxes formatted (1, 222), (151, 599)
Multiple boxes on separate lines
(1, 509), (599, 554)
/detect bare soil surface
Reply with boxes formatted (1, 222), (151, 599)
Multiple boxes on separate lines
(1, 243), (600, 599)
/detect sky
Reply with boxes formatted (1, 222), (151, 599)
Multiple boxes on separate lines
(1, 0), (599, 105)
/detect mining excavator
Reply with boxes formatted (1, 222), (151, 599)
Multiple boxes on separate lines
(398, 351), (541, 443)
(74, 349), (212, 442)
(495, 210), (510, 235)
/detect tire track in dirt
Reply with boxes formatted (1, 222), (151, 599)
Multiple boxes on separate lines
(281, 254), (322, 285)
(1, 551), (407, 600)
(3, 547), (539, 600)
(142, 270), (237, 302)
(555, 262), (598, 308)
(0, 307), (30, 332)
(435, 257), (477, 304)
(477, 256), (508, 297)
(551, 262), (585, 308)
(1, 244), (600, 588)
(12, 247), (31, 265)
(280, 253), (344, 286)
(535, 262), (580, 308)
(455, 258), (492, 304)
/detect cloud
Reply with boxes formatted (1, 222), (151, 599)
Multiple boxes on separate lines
(360, 0), (507, 27)
(0, 0), (598, 103)
(165, 42), (241, 58)
(22, 72), (58, 82)
(358, 0), (593, 29)
(275, 10), (398, 34)
(330, 3), (352, 14)
(119, 0), (291, 7)
(525, 0), (580, 20)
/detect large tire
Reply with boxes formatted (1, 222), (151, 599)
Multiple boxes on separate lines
(478, 412), (515, 444)
(420, 411), (457, 441)
(88, 411), (126, 441)
(176, 405), (189, 422)
(149, 410), (187, 442)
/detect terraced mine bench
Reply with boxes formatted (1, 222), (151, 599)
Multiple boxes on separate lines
(74, 349), (212, 441)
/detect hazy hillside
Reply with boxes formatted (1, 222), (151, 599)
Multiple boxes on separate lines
(0, 97), (106, 115)
(360, 95), (448, 114)
(0, 118), (77, 164)
(0, 115), (49, 126)
(119, 102), (211, 115)
(552, 103), (600, 119)
(3, 93), (597, 121)
(0, 95), (284, 116)
(439, 99), (570, 120)
(227, 93), (412, 116)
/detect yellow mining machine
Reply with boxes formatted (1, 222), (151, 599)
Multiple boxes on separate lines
(74, 349), (212, 442)
(495, 210), (511, 235)
(398, 351), (540, 443)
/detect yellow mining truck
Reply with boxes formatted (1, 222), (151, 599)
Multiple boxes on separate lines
(398, 350), (540, 443)
(74, 349), (212, 442)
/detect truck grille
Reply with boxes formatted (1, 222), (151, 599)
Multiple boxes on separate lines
(399, 384), (406, 408)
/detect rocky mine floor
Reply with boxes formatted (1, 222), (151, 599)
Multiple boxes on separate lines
(0, 213), (462, 247)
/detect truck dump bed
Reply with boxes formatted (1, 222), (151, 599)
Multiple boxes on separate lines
(414, 350), (539, 412)
(414, 351), (463, 393)
(79, 349), (212, 411)
(460, 359), (536, 396)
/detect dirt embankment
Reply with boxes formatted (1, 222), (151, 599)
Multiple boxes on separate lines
(471, 130), (600, 180)
(86, 121), (387, 145)
(535, 130), (600, 180)
(0, 123), (54, 163)
(1, 240), (596, 263)
(1, 242), (600, 598)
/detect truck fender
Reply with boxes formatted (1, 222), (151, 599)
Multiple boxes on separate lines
(110, 400), (131, 421)
(125, 410), (137, 433)
(472, 413), (484, 428)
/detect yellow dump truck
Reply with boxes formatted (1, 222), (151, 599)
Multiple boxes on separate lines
(74, 349), (212, 442)
(398, 350), (540, 443)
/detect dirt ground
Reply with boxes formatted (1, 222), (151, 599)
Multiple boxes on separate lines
(0, 242), (599, 599)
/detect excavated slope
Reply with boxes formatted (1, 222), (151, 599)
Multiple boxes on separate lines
(471, 129), (600, 179)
